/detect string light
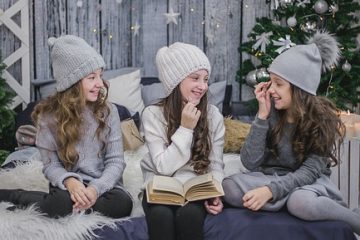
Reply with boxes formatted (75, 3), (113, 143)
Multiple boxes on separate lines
(93, 28), (97, 33)
(190, 8), (194, 12)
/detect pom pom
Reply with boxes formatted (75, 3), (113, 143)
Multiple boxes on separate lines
(307, 31), (340, 72)
(47, 37), (57, 47)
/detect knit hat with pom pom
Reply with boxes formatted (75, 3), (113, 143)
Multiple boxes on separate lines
(268, 31), (340, 95)
(48, 35), (105, 92)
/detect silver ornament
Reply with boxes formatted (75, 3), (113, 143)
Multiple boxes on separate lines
(314, 0), (328, 14)
(342, 61), (352, 72)
(245, 70), (258, 87)
(256, 68), (270, 82)
(300, 21), (317, 33)
(287, 16), (297, 27)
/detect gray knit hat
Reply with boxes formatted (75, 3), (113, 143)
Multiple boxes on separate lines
(268, 32), (340, 95)
(156, 42), (211, 96)
(48, 35), (105, 92)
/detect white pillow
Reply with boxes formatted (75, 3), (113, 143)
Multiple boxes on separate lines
(107, 69), (145, 114)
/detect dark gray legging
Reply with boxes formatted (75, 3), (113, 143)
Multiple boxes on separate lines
(287, 189), (360, 235)
(142, 191), (207, 240)
(3, 185), (133, 218)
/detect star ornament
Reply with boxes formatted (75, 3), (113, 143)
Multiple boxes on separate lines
(164, 7), (180, 25)
(132, 21), (141, 36)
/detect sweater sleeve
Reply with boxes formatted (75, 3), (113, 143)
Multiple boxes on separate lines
(208, 105), (225, 183)
(89, 104), (125, 197)
(36, 117), (82, 190)
(240, 115), (270, 170)
(266, 154), (328, 201)
(142, 106), (194, 176)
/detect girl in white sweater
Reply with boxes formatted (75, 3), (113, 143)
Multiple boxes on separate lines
(141, 42), (225, 240)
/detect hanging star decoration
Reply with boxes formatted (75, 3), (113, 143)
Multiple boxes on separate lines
(296, 0), (310, 8)
(252, 31), (273, 53)
(273, 35), (296, 54)
(132, 21), (141, 36)
(206, 32), (215, 45)
(164, 7), (180, 25)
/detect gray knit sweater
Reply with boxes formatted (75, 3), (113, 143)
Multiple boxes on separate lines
(35, 103), (126, 197)
(240, 111), (331, 201)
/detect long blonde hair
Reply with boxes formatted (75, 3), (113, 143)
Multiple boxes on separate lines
(32, 81), (110, 170)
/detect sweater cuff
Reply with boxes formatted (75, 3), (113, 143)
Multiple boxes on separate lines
(253, 114), (269, 128)
(266, 182), (280, 202)
(58, 173), (83, 190)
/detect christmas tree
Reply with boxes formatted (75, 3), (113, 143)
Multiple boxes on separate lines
(238, 0), (360, 110)
(0, 56), (15, 163)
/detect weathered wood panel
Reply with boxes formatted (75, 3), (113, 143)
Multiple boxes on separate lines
(205, 0), (241, 102)
(339, 139), (350, 205)
(67, 0), (100, 51)
(168, 0), (204, 49)
(141, 0), (168, 77)
(101, 0), (131, 70)
(130, 0), (143, 69)
(33, 0), (66, 82)
(332, 138), (360, 208)
(349, 139), (360, 209)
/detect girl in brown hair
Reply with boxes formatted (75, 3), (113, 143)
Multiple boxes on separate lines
(223, 32), (360, 235)
(0, 35), (132, 218)
(141, 42), (225, 240)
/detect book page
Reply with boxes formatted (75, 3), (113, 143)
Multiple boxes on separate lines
(183, 173), (213, 193)
(152, 175), (185, 196)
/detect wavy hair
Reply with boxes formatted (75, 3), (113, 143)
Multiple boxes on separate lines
(269, 86), (345, 166)
(32, 81), (110, 170)
(157, 86), (211, 174)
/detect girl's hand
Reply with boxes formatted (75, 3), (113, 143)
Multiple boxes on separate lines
(73, 185), (98, 211)
(204, 197), (223, 215)
(254, 82), (272, 120)
(64, 177), (92, 211)
(242, 186), (273, 211)
(181, 102), (201, 130)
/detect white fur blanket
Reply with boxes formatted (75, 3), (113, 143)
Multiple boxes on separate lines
(0, 145), (246, 240)
(0, 146), (148, 240)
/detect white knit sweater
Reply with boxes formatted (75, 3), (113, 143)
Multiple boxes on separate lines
(141, 104), (225, 186)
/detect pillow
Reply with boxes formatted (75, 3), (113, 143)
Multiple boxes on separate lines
(208, 81), (227, 112)
(140, 80), (227, 111)
(141, 83), (166, 106)
(106, 69), (145, 114)
(223, 117), (251, 153)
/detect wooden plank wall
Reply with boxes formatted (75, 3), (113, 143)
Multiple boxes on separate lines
(28, 0), (244, 100)
(330, 138), (360, 209)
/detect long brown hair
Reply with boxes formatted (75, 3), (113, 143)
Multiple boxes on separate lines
(269, 85), (345, 166)
(158, 86), (211, 174)
(32, 81), (110, 170)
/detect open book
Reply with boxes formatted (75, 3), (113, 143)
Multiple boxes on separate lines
(146, 173), (224, 206)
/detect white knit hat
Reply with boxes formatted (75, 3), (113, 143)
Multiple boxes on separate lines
(48, 35), (105, 92)
(268, 32), (340, 95)
(156, 42), (211, 96)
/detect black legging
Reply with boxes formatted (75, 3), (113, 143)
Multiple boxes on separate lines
(142, 191), (207, 240)
(2, 185), (133, 218)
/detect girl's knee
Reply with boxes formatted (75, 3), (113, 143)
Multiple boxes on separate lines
(287, 190), (318, 220)
(222, 178), (244, 207)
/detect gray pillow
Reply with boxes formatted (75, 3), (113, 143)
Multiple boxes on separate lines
(141, 83), (166, 106)
(141, 81), (227, 111)
(208, 81), (227, 112)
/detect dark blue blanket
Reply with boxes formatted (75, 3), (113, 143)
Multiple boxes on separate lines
(94, 208), (356, 240)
